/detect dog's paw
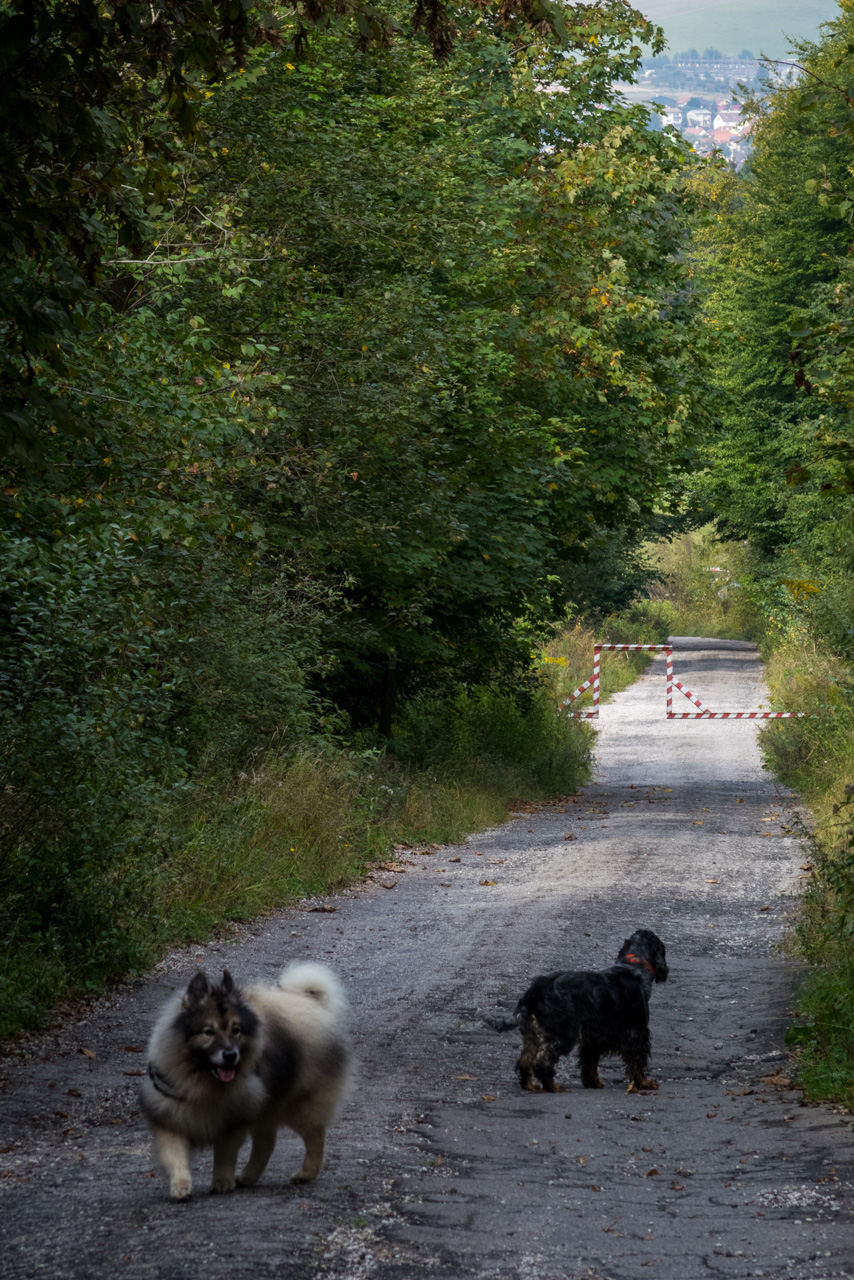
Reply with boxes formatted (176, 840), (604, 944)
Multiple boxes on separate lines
(627, 1077), (658, 1094)
(236, 1171), (259, 1188)
(290, 1167), (319, 1184)
(170, 1177), (193, 1202)
(210, 1176), (236, 1194)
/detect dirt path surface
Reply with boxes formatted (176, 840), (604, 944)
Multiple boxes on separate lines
(3, 642), (854, 1280)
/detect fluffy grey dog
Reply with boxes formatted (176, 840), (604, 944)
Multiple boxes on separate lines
(141, 962), (351, 1200)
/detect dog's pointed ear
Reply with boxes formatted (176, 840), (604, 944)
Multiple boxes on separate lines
(184, 971), (209, 1007)
(221, 969), (234, 994)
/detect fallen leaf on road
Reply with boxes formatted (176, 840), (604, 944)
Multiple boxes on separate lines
(78, 1049), (95, 1059)
(645, 1168), (660, 1177)
(591, 1184), (601, 1191)
(479, 880), (497, 886)
(704, 878), (720, 884)
(439, 882), (451, 887)
(759, 905), (771, 911)
(670, 1181), (684, 1190)
(302, 905), (338, 913)
(455, 1075), (479, 1080)
(564, 834), (577, 841)
(693, 821), (704, 826)
(481, 1095), (496, 1102)
(761, 1072), (792, 1089)
(449, 856), (461, 863)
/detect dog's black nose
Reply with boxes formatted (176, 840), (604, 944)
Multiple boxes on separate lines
(222, 1048), (239, 1065)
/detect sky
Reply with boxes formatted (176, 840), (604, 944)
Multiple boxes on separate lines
(639, 0), (840, 61)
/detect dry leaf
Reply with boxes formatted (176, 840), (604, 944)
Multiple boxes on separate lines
(704, 878), (720, 884)
(693, 821), (704, 826)
(759, 904), (771, 911)
(645, 1168), (660, 1177)
(481, 1094), (496, 1102)
(302, 904), (338, 913)
(78, 1048), (96, 1060)
(455, 1075), (479, 1080)
(479, 879), (497, 886)
(449, 856), (461, 863)
(564, 834), (577, 842)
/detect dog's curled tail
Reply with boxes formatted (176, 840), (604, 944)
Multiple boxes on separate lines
(278, 962), (348, 1020)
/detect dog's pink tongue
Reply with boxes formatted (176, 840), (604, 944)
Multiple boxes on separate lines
(217, 1067), (236, 1083)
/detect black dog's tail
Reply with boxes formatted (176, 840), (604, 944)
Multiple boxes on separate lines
(482, 1011), (522, 1033)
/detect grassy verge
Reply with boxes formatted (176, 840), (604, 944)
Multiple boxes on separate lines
(760, 640), (854, 1108)
(0, 678), (593, 1040)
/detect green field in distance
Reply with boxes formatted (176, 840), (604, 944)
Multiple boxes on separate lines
(641, 0), (838, 60)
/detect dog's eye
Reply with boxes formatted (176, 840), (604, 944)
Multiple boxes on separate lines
(231, 1024), (242, 1037)
(203, 1026), (215, 1037)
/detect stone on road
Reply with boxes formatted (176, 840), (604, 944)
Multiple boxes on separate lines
(2, 642), (853, 1280)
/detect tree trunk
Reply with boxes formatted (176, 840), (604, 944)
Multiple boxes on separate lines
(379, 657), (397, 739)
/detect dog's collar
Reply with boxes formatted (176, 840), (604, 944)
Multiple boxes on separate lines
(147, 1063), (187, 1103)
(622, 952), (656, 975)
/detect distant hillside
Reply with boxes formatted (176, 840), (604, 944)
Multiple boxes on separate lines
(641, 0), (838, 61)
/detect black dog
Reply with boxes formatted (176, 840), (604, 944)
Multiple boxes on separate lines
(486, 929), (668, 1093)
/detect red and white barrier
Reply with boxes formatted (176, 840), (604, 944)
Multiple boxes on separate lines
(559, 644), (805, 720)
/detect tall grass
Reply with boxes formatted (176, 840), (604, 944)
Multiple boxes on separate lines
(760, 639), (854, 1107)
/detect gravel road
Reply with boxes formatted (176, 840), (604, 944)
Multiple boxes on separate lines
(3, 641), (854, 1280)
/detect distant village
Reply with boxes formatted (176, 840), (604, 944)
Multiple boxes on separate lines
(619, 53), (763, 168)
(657, 96), (752, 166)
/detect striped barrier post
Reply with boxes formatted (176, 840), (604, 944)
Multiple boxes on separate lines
(561, 645), (670, 719)
(559, 644), (806, 719)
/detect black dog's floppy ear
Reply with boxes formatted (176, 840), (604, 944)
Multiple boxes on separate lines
(652, 937), (669, 983)
(184, 971), (209, 1007)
